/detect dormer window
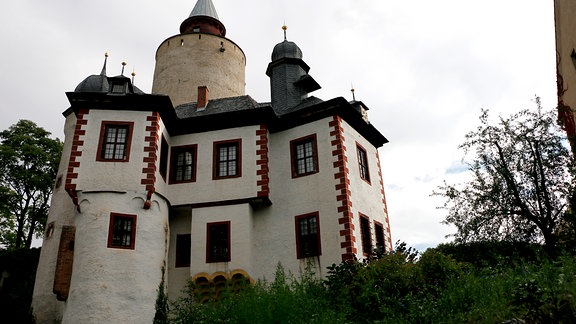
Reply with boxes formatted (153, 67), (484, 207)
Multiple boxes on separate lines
(111, 81), (127, 94)
(193, 27), (200, 33)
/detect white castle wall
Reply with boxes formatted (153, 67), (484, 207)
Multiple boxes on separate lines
(166, 125), (260, 205)
(74, 110), (150, 192)
(250, 117), (344, 279)
(62, 191), (169, 323)
(340, 119), (392, 254)
(32, 112), (78, 323)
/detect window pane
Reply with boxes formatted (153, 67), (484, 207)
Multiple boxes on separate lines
(208, 223), (230, 262)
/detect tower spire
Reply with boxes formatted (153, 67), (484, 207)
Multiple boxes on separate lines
(100, 52), (108, 76)
(180, 0), (226, 36)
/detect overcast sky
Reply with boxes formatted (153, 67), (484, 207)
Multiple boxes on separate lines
(1, 1), (558, 251)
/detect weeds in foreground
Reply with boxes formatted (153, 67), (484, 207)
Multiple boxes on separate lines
(170, 247), (576, 323)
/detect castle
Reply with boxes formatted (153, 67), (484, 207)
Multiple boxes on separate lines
(31, 1), (392, 322)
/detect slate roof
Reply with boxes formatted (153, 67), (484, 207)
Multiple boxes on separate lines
(175, 95), (263, 119)
(189, 0), (219, 20)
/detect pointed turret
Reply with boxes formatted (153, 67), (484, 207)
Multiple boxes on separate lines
(180, 0), (226, 36)
(266, 26), (320, 114)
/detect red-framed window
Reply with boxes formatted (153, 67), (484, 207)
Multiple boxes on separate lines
(159, 135), (169, 182)
(107, 213), (137, 249)
(170, 144), (197, 184)
(356, 143), (371, 183)
(359, 214), (372, 256)
(290, 134), (319, 178)
(96, 121), (134, 162)
(374, 221), (386, 254)
(175, 234), (191, 267)
(213, 139), (241, 179)
(206, 221), (230, 263)
(295, 212), (322, 259)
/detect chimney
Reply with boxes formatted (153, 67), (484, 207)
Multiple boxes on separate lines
(197, 86), (209, 109)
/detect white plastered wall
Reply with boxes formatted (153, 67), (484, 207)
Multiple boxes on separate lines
(62, 191), (169, 323)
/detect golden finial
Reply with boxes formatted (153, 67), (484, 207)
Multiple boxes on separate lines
(105, 52), (109, 58)
(282, 24), (288, 41)
(121, 59), (127, 75)
(351, 83), (356, 101)
(131, 67), (136, 84)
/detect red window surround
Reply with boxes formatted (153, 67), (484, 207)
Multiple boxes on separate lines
(213, 139), (242, 180)
(356, 142), (371, 184)
(107, 213), (137, 250)
(96, 121), (134, 162)
(290, 134), (319, 178)
(206, 221), (231, 263)
(295, 212), (322, 259)
(359, 213), (372, 256)
(170, 144), (198, 184)
(374, 220), (386, 253)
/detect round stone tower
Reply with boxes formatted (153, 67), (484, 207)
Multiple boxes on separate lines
(152, 0), (246, 107)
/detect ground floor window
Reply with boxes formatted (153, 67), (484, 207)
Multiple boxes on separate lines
(207, 221), (230, 263)
(175, 234), (191, 267)
(295, 212), (321, 258)
(360, 214), (372, 256)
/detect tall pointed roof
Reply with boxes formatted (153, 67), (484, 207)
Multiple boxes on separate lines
(180, 0), (226, 36)
(189, 0), (220, 20)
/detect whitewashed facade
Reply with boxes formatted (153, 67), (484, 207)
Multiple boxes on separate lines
(31, 0), (392, 322)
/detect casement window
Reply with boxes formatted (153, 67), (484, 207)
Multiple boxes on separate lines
(170, 145), (197, 184)
(159, 136), (169, 181)
(295, 212), (321, 259)
(213, 139), (241, 179)
(206, 221), (230, 263)
(359, 214), (372, 256)
(97, 121), (134, 162)
(290, 134), (319, 178)
(108, 213), (137, 249)
(175, 234), (191, 267)
(374, 221), (385, 253)
(357, 143), (370, 183)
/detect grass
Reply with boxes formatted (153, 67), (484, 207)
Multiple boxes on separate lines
(168, 254), (576, 323)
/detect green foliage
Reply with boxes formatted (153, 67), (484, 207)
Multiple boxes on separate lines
(154, 267), (169, 324)
(433, 100), (576, 255)
(0, 120), (62, 249)
(168, 243), (576, 323)
(170, 264), (344, 323)
(433, 241), (545, 267)
(0, 248), (40, 323)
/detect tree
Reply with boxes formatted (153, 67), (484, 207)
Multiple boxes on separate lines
(0, 120), (62, 249)
(434, 98), (576, 255)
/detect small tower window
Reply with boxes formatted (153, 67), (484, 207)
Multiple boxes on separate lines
(96, 121), (134, 162)
(107, 213), (137, 250)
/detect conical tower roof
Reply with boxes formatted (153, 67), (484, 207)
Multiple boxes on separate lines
(180, 0), (226, 36)
(189, 0), (219, 20)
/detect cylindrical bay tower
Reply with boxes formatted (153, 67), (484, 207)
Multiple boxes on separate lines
(152, 0), (246, 107)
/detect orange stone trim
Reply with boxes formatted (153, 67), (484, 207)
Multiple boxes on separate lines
(330, 115), (357, 261)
